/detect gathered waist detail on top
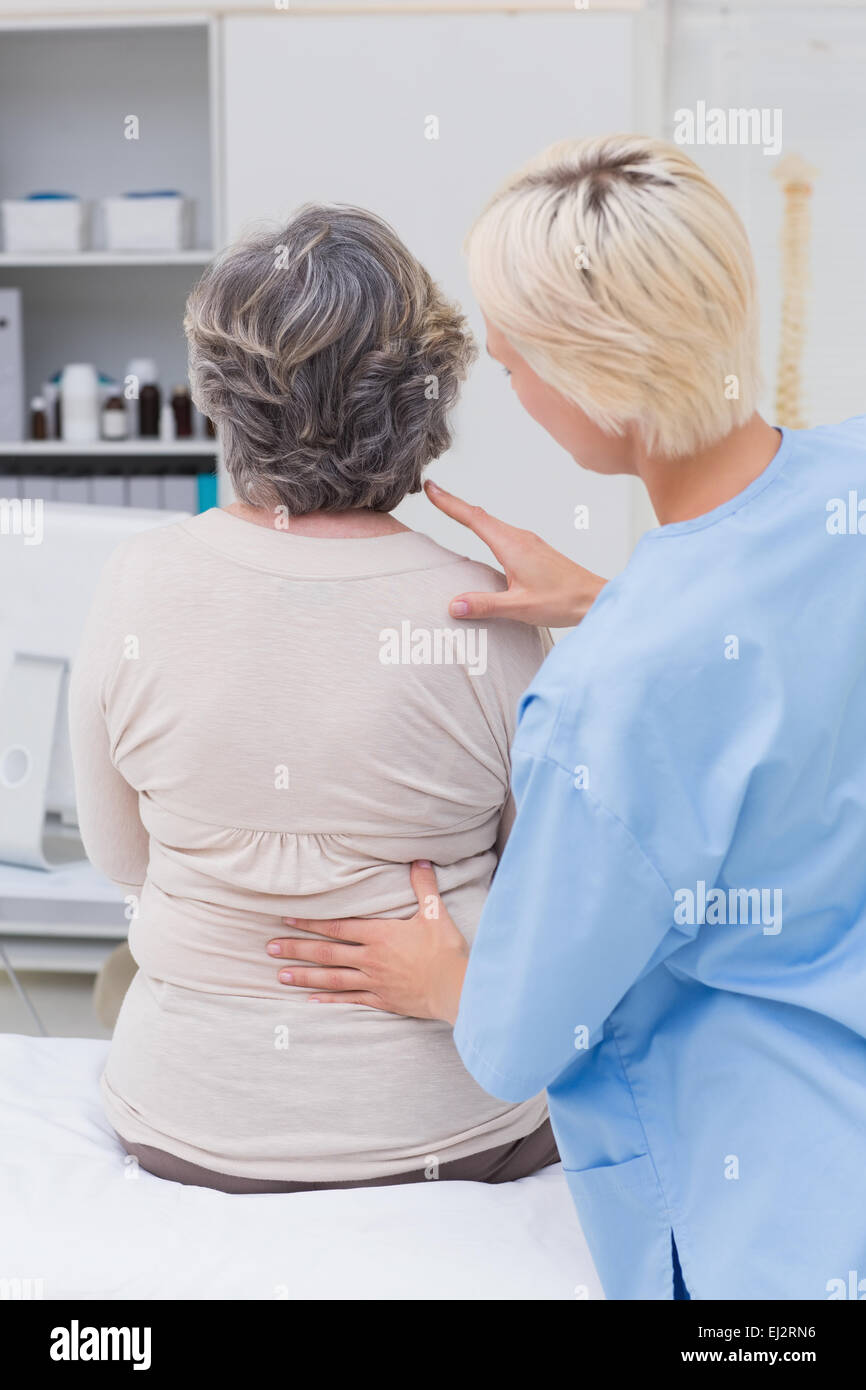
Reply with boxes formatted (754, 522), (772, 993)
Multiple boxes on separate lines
(138, 794), (499, 907)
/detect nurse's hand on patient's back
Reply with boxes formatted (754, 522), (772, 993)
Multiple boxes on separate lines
(267, 862), (469, 1024)
(424, 479), (607, 628)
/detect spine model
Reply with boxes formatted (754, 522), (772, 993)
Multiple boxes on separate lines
(772, 154), (818, 430)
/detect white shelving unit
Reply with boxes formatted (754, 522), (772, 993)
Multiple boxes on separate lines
(0, 12), (223, 496)
(0, 250), (216, 268)
(0, 440), (217, 456)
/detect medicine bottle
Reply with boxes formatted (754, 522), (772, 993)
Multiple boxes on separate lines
(101, 390), (128, 441)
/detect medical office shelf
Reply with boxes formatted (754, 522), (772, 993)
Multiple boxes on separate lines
(0, 441), (218, 456)
(0, 14), (223, 489)
(0, 251), (216, 269)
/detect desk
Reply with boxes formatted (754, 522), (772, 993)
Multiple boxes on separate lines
(0, 860), (128, 1032)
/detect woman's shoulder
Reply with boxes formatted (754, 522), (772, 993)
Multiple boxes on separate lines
(410, 535), (551, 668)
(96, 515), (198, 590)
(407, 530), (506, 590)
(108, 513), (190, 563)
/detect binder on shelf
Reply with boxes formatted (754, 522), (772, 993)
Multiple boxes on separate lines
(2, 458), (217, 514)
(22, 475), (55, 501)
(128, 474), (161, 509)
(91, 476), (126, 506)
(162, 474), (199, 513)
(0, 289), (24, 443)
(55, 477), (91, 503)
(197, 470), (218, 512)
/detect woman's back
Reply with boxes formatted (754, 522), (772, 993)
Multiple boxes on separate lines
(69, 508), (549, 1182)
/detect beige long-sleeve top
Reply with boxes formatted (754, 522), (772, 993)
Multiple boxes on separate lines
(68, 508), (550, 1181)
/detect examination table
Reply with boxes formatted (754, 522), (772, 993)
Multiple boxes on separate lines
(0, 1034), (603, 1300)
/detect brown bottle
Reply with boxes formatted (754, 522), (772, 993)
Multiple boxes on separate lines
(171, 385), (193, 438)
(30, 396), (48, 440)
(139, 381), (161, 438)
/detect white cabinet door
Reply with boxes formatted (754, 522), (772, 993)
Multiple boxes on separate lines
(222, 11), (639, 579)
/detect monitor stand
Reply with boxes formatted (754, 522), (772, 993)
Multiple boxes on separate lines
(0, 653), (85, 870)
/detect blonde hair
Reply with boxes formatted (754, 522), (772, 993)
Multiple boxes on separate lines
(465, 134), (761, 458)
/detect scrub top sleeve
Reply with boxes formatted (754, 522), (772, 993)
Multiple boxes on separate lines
(453, 750), (683, 1103)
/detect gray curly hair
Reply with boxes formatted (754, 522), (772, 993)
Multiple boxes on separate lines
(184, 204), (476, 514)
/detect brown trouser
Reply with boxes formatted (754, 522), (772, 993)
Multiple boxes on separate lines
(120, 1119), (560, 1194)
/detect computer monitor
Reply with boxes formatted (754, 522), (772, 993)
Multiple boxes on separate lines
(0, 500), (191, 868)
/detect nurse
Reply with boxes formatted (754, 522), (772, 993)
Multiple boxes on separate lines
(269, 135), (866, 1300)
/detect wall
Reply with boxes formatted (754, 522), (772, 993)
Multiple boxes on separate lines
(667, 1), (866, 431)
(6, 0), (860, 570)
(0, 1), (641, 14)
(222, 8), (643, 577)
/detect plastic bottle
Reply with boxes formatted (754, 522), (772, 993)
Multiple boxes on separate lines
(60, 364), (100, 443)
(159, 401), (176, 442)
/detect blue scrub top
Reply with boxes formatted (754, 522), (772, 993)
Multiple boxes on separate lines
(453, 418), (866, 1300)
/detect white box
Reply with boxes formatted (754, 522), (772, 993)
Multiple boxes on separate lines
(103, 196), (193, 253)
(2, 199), (89, 254)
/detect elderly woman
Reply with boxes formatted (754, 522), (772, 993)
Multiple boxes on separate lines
(68, 205), (556, 1192)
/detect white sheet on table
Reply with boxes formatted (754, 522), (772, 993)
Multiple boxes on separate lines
(0, 1034), (603, 1300)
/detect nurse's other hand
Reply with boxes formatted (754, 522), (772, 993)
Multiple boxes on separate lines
(425, 479), (607, 627)
(266, 862), (469, 1024)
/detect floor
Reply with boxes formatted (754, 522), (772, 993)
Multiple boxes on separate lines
(0, 971), (110, 1039)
